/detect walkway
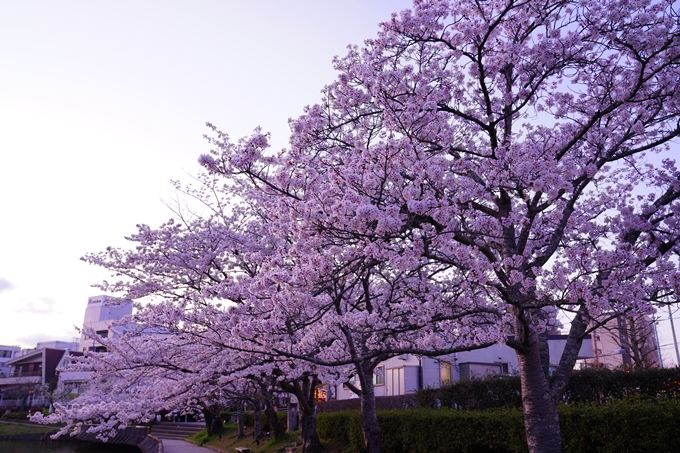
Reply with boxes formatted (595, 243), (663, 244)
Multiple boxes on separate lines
(161, 438), (220, 453)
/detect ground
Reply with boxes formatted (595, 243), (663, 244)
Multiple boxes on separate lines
(187, 423), (344, 453)
(0, 421), (58, 436)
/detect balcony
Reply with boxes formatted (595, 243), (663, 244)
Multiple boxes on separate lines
(0, 370), (42, 386)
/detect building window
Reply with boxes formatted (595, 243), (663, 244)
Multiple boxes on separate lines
(373, 366), (385, 386)
(0, 350), (13, 358)
(313, 386), (327, 402)
(440, 360), (452, 385)
(95, 330), (109, 339)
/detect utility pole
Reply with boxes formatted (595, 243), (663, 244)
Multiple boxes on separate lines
(668, 305), (680, 367)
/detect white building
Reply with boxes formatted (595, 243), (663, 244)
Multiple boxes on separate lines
(333, 335), (593, 400)
(80, 295), (133, 353)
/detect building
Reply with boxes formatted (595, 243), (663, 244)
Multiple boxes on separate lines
(0, 345), (21, 378)
(80, 295), (133, 353)
(0, 344), (81, 411)
(332, 336), (593, 400)
(583, 314), (661, 370)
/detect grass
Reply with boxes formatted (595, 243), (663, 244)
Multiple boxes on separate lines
(0, 422), (58, 436)
(188, 423), (307, 453)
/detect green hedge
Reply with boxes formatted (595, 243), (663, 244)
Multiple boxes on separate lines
(415, 367), (680, 410)
(0, 412), (31, 421)
(317, 400), (680, 453)
(417, 375), (522, 410)
(562, 367), (680, 403)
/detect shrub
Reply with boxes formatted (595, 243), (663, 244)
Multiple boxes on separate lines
(317, 394), (417, 412)
(317, 400), (680, 453)
(413, 367), (680, 410)
(1, 412), (31, 421)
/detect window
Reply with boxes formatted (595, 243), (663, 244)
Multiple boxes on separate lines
(440, 360), (452, 385)
(313, 386), (327, 402)
(95, 330), (109, 339)
(0, 350), (13, 358)
(373, 366), (385, 386)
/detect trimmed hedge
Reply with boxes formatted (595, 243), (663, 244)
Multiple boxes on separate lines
(559, 399), (680, 453)
(417, 375), (522, 410)
(415, 367), (680, 410)
(562, 367), (680, 403)
(0, 412), (31, 420)
(317, 409), (526, 453)
(317, 400), (680, 453)
(318, 395), (417, 412)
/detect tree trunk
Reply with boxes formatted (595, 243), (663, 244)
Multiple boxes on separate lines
(254, 404), (263, 444)
(299, 409), (323, 453)
(357, 365), (382, 453)
(202, 404), (224, 437)
(237, 403), (245, 439)
(278, 374), (324, 453)
(264, 399), (285, 440)
(517, 340), (562, 453)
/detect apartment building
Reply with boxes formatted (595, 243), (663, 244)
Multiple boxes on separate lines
(79, 295), (133, 353)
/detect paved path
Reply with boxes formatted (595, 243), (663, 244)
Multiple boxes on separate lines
(161, 438), (220, 452)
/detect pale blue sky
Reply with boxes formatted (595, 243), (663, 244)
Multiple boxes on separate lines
(0, 0), (412, 347)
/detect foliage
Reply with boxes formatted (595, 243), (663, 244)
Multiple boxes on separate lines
(318, 401), (680, 453)
(1, 412), (31, 421)
(0, 422), (58, 436)
(318, 409), (526, 453)
(415, 376), (526, 410)
(414, 367), (680, 410)
(562, 366), (680, 403)
(559, 400), (680, 453)
(317, 395), (417, 412)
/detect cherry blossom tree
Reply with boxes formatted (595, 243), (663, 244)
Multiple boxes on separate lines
(201, 1), (680, 452)
(47, 2), (680, 453)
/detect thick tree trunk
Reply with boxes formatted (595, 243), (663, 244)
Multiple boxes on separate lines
(358, 379), (382, 453)
(300, 409), (323, 453)
(278, 374), (324, 453)
(202, 404), (224, 437)
(259, 379), (286, 440)
(264, 400), (285, 440)
(517, 341), (562, 453)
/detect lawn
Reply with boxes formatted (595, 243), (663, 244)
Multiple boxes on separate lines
(188, 423), (320, 453)
(0, 422), (58, 436)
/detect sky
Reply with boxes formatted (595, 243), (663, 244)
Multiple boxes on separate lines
(1, 1), (679, 367)
(0, 0), (413, 348)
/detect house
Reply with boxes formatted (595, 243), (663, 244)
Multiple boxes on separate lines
(0, 342), (81, 412)
(332, 335), (594, 400)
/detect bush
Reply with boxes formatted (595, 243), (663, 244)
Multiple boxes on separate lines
(559, 399), (680, 453)
(318, 408), (526, 453)
(562, 367), (680, 403)
(317, 400), (680, 453)
(317, 394), (417, 412)
(1, 412), (31, 421)
(413, 367), (680, 410)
